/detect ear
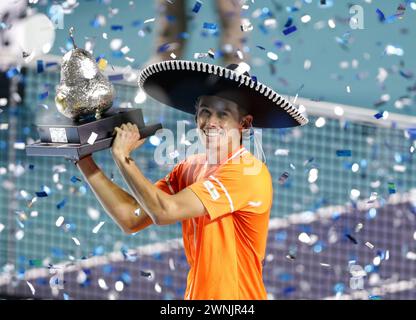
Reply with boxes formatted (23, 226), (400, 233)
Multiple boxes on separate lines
(240, 115), (253, 129)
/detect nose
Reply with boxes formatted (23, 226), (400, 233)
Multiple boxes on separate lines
(206, 113), (221, 128)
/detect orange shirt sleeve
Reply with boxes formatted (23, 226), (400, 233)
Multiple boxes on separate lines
(188, 161), (272, 221)
(154, 162), (183, 195)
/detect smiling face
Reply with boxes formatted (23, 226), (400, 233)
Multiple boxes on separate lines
(195, 95), (253, 158)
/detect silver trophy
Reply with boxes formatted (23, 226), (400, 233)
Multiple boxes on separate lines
(26, 28), (162, 161)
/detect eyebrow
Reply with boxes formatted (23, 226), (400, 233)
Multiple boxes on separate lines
(198, 104), (232, 113)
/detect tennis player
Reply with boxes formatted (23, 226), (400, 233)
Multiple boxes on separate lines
(76, 61), (308, 299)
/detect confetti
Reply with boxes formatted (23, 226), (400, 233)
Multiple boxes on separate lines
(365, 242), (375, 249)
(203, 22), (217, 30)
(283, 25), (297, 36)
(345, 234), (358, 244)
(72, 237), (81, 246)
(56, 216), (64, 227)
(278, 172), (289, 185)
(87, 132), (98, 145)
(111, 25), (123, 31)
(92, 221), (105, 234)
(336, 150), (352, 157)
(140, 270), (152, 278)
(38, 92), (49, 100)
(144, 18), (155, 24)
(56, 199), (66, 210)
(388, 182), (396, 194)
(35, 191), (48, 197)
(37, 60), (44, 73)
(70, 176), (81, 183)
(192, 1), (202, 13)
(26, 281), (36, 295)
(108, 74), (124, 82)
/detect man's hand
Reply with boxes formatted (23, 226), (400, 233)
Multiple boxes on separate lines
(111, 122), (146, 159)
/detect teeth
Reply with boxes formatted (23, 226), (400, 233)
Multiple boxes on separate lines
(204, 129), (222, 137)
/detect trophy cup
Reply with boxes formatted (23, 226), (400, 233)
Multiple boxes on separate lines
(26, 28), (162, 161)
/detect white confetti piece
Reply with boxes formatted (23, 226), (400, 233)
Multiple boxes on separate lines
(267, 52), (278, 61)
(72, 237), (81, 246)
(169, 258), (175, 271)
(87, 207), (100, 220)
(144, 17), (155, 24)
(92, 221), (105, 234)
(26, 281), (35, 295)
(56, 216), (64, 227)
(234, 62), (251, 76)
(0, 223), (5, 233)
(320, 263), (331, 267)
(121, 46), (130, 54)
(170, 53), (176, 59)
(155, 282), (162, 293)
(98, 278), (109, 290)
(365, 242), (374, 249)
(87, 132), (98, 145)
(274, 149), (289, 156)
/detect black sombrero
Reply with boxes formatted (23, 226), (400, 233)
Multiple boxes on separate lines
(138, 60), (308, 128)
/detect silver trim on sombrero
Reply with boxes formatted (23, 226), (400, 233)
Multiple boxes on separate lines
(138, 60), (309, 126)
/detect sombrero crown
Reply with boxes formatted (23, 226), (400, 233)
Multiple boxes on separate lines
(138, 60), (308, 128)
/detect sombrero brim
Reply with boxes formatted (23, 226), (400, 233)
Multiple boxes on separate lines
(138, 60), (308, 128)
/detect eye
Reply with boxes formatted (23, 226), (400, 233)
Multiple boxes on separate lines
(199, 109), (210, 116)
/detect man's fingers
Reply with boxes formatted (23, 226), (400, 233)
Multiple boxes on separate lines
(113, 127), (121, 135)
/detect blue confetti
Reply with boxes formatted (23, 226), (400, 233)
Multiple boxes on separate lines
(388, 182), (396, 194)
(376, 8), (386, 22)
(108, 74), (124, 82)
(283, 25), (297, 36)
(111, 25), (123, 31)
(29, 164), (35, 170)
(374, 112), (384, 119)
(336, 150), (352, 157)
(37, 60), (44, 73)
(192, 1), (202, 13)
(38, 92), (49, 100)
(345, 233), (358, 244)
(203, 22), (217, 30)
(283, 286), (296, 295)
(70, 176), (81, 183)
(63, 293), (70, 300)
(56, 198), (66, 210)
(256, 45), (266, 50)
(157, 43), (170, 53)
(407, 128), (416, 139)
(278, 172), (289, 185)
(284, 17), (293, 28)
(140, 270), (152, 278)
(6, 67), (19, 79)
(35, 191), (48, 197)
(399, 70), (413, 79)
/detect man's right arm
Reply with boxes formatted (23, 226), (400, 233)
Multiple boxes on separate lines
(76, 154), (153, 234)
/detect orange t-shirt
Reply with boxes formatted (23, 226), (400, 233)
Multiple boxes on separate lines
(155, 146), (273, 300)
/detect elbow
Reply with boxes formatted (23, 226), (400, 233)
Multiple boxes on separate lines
(120, 224), (136, 235)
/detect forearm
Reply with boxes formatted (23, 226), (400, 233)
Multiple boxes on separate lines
(112, 153), (173, 225)
(76, 155), (153, 233)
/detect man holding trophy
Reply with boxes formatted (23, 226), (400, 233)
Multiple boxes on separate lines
(27, 29), (308, 299)
(75, 57), (307, 299)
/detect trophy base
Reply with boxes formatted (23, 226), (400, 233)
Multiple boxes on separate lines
(26, 137), (114, 161)
(26, 108), (162, 161)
